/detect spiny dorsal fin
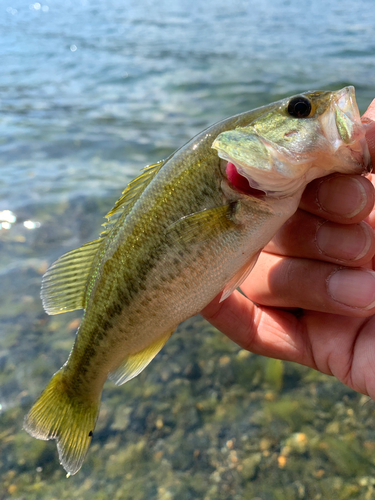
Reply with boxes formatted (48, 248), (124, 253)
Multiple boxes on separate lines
(100, 158), (168, 238)
(41, 238), (103, 315)
(108, 330), (173, 386)
(41, 158), (169, 316)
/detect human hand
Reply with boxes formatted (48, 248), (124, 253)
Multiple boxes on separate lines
(202, 100), (375, 400)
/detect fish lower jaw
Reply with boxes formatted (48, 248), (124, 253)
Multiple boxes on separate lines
(225, 162), (266, 198)
(305, 144), (372, 183)
(348, 139), (372, 173)
(225, 161), (307, 199)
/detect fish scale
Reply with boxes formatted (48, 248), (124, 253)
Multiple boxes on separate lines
(24, 86), (371, 475)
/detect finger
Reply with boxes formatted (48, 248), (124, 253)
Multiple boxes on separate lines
(299, 174), (374, 224)
(241, 252), (375, 317)
(264, 209), (375, 266)
(201, 290), (310, 363)
(201, 290), (344, 373)
(365, 174), (375, 230)
(362, 101), (375, 163)
(361, 103), (375, 232)
(202, 291), (375, 398)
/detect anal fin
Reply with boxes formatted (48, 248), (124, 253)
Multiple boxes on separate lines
(108, 331), (174, 386)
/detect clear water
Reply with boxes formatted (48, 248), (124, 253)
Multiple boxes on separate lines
(1, 0), (375, 498)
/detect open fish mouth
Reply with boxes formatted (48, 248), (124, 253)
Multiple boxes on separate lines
(225, 161), (266, 198)
(214, 86), (372, 198)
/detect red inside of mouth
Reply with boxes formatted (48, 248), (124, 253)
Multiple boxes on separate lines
(226, 162), (265, 198)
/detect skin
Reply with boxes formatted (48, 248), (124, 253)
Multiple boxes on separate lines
(202, 100), (375, 401)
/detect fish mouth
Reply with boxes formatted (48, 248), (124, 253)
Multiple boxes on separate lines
(215, 86), (372, 200)
(328, 86), (372, 173)
(225, 162), (266, 198)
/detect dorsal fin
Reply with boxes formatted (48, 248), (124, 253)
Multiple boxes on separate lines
(100, 158), (168, 238)
(41, 238), (103, 315)
(42, 157), (169, 316)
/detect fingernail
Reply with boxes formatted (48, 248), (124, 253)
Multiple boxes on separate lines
(327, 269), (375, 309)
(316, 221), (372, 261)
(317, 176), (367, 218)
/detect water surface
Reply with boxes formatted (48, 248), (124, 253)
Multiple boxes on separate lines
(1, 0), (375, 498)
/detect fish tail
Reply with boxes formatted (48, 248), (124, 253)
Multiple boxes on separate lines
(23, 370), (100, 475)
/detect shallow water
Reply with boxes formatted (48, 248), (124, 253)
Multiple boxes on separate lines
(1, 0), (375, 498)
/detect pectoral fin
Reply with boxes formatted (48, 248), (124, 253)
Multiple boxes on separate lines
(108, 331), (174, 386)
(167, 204), (236, 244)
(220, 251), (260, 302)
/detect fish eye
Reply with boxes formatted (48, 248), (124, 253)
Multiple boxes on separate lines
(287, 96), (312, 118)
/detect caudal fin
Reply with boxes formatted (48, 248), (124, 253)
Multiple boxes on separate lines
(23, 370), (100, 475)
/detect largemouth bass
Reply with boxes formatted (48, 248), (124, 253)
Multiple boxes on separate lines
(24, 86), (371, 475)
